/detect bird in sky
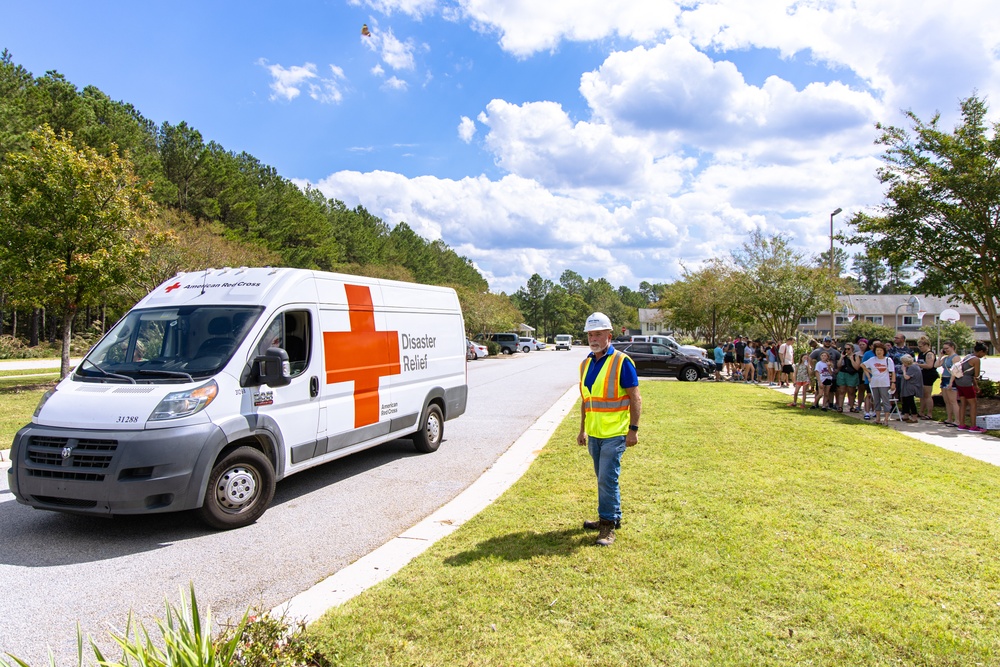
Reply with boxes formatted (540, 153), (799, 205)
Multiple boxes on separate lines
(361, 23), (371, 37)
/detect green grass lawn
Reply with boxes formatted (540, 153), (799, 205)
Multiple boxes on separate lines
(309, 382), (1000, 666)
(0, 389), (46, 450)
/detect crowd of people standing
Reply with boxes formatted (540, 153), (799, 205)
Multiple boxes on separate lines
(711, 335), (990, 431)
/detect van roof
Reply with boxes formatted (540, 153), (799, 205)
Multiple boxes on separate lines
(138, 267), (457, 310)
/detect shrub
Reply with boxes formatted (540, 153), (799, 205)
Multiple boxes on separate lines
(978, 379), (998, 400)
(0, 336), (51, 360)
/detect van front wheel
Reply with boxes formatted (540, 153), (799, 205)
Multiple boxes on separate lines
(198, 447), (276, 530)
(413, 404), (443, 453)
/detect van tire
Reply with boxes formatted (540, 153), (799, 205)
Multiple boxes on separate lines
(502, 347), (512, 355)
(198, 446), (276, 530)
(413, 404), (444, 453)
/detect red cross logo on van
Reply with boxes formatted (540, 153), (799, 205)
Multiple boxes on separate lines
(323, 285), (401, 428)
(165, 281), (181, 293)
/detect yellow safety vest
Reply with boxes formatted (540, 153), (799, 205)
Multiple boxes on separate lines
(580, 349), (632, 438)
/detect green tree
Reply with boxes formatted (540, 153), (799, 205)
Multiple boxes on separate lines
(839, 319), (898, 346)
(513, 274), (552, 334)
(732, 230), (839, 343)
(159, 120), (205, 210)
(848, 94), (1000, 350)
(815, 247), (849, 277)
(658, 260), (749, 345)
(559, 269), (584, 296)
(455, 286), (522, 336)
(0, 126), (160, 376)
(0, 49), (38, 162)
(851, 251), (887, 294)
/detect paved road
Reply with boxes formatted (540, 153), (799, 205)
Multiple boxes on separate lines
(0, 348), (588, 665)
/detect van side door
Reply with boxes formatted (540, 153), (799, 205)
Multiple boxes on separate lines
(247, 308), (322, 469)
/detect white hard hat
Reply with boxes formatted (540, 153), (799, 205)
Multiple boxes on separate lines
(584, 312), (612, 332)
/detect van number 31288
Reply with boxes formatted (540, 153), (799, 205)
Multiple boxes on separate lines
(116, 415), (139, 424)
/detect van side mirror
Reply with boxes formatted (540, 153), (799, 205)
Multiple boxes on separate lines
(246, 347), (291, 387)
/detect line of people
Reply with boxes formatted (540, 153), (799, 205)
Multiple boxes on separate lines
(713, 336), (797, 386)
(712, 334), (990, 431)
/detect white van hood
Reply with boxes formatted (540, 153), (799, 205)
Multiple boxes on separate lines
(35, 382), (202, 430)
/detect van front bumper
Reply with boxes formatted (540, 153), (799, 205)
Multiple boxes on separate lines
(7, 422), (226, 517)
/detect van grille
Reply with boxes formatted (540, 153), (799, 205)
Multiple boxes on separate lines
(25, 436), (118, 482)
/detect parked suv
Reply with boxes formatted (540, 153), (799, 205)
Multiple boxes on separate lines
(476, 332), (520, 354)
(618, 342), (712, 381)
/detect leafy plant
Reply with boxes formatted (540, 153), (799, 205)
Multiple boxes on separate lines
(0, 586), (325, 667)
(977, 378), (998, 399)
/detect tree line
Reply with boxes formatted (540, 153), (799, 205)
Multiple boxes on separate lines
(0, 50), (489, 370)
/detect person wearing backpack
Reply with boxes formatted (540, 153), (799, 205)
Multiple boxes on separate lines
(936, 340), (961, 427)
(954, 343), (989, 432)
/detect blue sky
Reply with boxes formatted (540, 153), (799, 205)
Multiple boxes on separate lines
(4, 1), (999, 293)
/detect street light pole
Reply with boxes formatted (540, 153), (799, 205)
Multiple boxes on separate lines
(830, 207), (842, 339)
(829, 207), (843, 276)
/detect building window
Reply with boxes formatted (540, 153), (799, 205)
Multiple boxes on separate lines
(976, 315), (986, 327)
(799, 317), (817, 326)
(864, 316), (883, 325)
(901, 315), (918, 325)
(835, 315), (851, 325)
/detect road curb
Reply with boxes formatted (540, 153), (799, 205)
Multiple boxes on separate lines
(272, 384), (580, 624)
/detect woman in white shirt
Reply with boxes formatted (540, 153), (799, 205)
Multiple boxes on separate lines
(863, 342), (896, 426)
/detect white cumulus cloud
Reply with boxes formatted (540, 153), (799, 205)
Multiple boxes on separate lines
(258, 59), (347, 104)
(458, 116), (476, 143)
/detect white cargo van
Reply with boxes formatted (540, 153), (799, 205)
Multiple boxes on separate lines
(8, 268), (468, 529)
(554, 334), (572, 350)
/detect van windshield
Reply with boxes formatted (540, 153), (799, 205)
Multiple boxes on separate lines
(76, 306), (264, 383)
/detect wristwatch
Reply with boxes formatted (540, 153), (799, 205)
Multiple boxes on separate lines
(628, 425), (639, 432)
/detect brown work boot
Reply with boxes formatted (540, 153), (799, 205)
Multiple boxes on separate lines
(595, 519), (616, 546)
(584, 518), (620, 530)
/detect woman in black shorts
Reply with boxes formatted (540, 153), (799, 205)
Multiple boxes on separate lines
(915, 336), (937, 419)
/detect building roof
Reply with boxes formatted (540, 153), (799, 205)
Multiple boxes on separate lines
(831, 294), (977, 316)
(638, 308), (663, 324)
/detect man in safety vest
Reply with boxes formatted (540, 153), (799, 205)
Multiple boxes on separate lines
(577, 312), (642, 546)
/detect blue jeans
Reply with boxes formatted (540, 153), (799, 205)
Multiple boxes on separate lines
(588, 435), (626, 522)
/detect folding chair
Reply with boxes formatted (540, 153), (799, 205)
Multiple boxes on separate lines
(888, 398), (902, 421)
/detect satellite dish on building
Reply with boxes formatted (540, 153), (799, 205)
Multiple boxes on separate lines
(940, 308), (960, 323)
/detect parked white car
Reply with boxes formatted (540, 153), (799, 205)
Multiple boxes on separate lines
(630, 334), (707, 358)
(519, 336), (545, 353)
(466, 338), (489, 360)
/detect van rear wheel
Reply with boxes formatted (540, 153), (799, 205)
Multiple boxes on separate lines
(198, 446), (275, 530)
(413, 404), (443, 453)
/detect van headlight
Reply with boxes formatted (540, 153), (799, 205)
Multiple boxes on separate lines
(33, 387), (56, 419)
(148, 380), (219, 421)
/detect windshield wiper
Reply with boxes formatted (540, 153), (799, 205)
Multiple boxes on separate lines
(136, 369), (195, 382)
(81, 358), (136, 384)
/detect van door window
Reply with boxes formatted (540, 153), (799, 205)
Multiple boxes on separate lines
(257, 311), (311, 377)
